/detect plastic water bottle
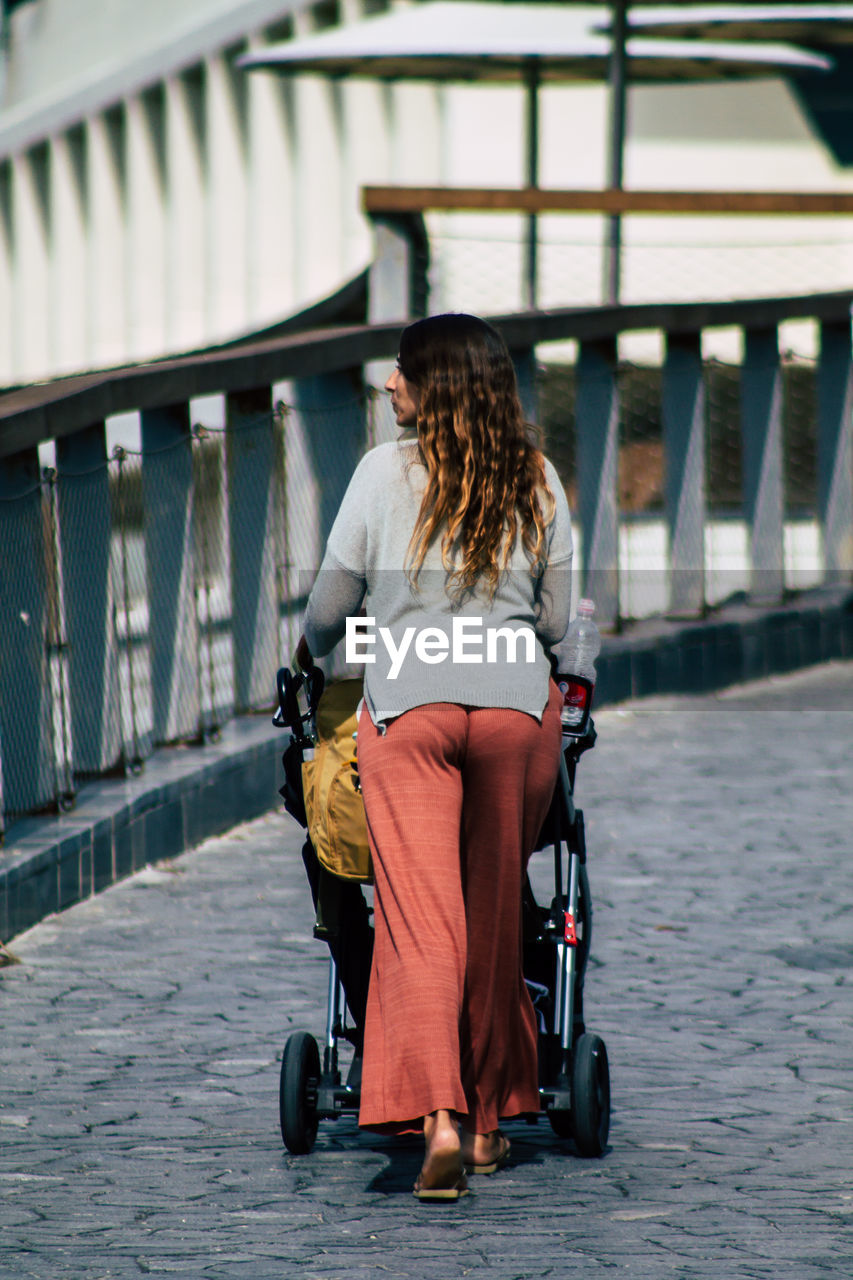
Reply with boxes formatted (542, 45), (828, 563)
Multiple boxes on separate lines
(554, 599), (601, 730)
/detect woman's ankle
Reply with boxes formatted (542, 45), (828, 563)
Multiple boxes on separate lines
(461, 1129), (502, 1162)
(424, 1110), (460, 1153)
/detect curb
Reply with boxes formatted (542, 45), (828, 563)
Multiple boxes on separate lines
(595, 584), (853, 706)
(2, 585), (852, 945)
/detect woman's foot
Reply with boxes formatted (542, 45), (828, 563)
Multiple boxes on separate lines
(414, 1111), (468, 1200)
(461, 1129), (511, 1175)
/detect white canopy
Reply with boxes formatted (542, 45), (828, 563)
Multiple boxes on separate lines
(238, 3), (832, 82)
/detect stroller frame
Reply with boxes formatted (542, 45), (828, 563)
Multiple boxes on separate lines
(273, 667), (610, 1157)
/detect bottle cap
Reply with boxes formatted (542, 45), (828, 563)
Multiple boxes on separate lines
(578, 598), (595, 615)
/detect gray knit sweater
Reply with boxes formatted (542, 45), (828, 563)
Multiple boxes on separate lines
(303, 440), (573, 725)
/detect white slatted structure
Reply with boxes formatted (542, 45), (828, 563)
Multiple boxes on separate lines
(0, 0), (423, 383)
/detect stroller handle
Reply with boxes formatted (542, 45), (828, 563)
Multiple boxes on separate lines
(274, 665), (326, 738)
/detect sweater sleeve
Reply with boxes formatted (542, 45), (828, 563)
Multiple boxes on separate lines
(534, 459), (574, 646)
(535, 561), (572, 647)
(303, 551), (366, 657)
(322, 448), (378, 574)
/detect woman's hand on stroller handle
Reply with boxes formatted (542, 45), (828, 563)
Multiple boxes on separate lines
(275, 662), (325, 739)
(293, 634), (314, 673)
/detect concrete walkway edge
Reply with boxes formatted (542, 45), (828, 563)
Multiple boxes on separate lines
(2, 584), (851, 945)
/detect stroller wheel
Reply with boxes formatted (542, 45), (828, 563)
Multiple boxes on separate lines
(279, 1032), (320, 1154)
(571, 1032), (610, 1157)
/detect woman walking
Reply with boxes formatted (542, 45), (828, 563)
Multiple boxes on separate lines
(297, 313), (572, 1199)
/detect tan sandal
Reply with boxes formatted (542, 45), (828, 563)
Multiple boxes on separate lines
(464, 1132), (511, 1175)
(413, 1148), (470, 1201)
(413, 1173), (470, 1201)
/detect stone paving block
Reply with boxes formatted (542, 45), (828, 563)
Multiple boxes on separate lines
(91, 816), (114, 894)
(799, 609), (824, 667)
(129, 812), (148, 873)
(182, 770), (228, 852)
(5, 845), (57, 939)
(736, 622), (764, 683)
(596, 647), (631, 705)
(631, 644), (659, 699)
(652, 637), (682, 694)
(234, 745), (281, 821)
(842, 599), (853, 656)
(680, 635), (710, 691)
(144, 795), (186, 865)
(79, 831), (94, 901)
(57, 832), (85, 912)
(711, 622), (742, 690)
(816, 603), (841, 661)
(113, 811), (135, 883)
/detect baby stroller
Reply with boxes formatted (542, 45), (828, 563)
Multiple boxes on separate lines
(273, 665), (610, 1158)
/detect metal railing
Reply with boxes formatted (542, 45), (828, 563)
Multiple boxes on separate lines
(1, 288), (852, 835)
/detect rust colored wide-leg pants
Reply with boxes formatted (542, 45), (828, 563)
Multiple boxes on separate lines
(356, 683), (563, 1133)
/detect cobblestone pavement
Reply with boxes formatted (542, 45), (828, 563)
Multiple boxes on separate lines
(2, 663), (851, 1279)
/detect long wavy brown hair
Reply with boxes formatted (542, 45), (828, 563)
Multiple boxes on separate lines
(398, 313), (556, 599)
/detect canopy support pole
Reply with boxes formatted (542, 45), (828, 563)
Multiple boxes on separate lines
(604, 0), (628, 305)
(524, 58), (540, 311)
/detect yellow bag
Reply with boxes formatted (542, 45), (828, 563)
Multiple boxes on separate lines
(301, 679), (372, 884)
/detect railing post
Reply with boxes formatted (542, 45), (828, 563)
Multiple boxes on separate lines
(663, 332), (707, 616)
(0, 448), (55, 821)
(367, 213), (430, 327)
(740, 326), (784, 601)
(294, 369), (367, 543)
(140, 405), (199, 743)
(817, 319), (853, 580)
(56, 424), (122, 773)
(289, 370), (367, 674)
(575, 338), (620, 628)
(365, 212), (429, 444)
(510, 347), (538, 423)
(226, 388), (279, 712)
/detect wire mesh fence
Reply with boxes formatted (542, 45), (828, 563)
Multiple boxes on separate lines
(537, 350), (822, 619)
(0, 390), (374, 833)
(0, 468), (65, 823)
(426, 213), (853, 314)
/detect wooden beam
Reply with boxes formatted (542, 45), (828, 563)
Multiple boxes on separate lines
(363, 186), (853, 216)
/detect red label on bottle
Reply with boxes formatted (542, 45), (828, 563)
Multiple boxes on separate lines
(559, 678), (590, 711)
